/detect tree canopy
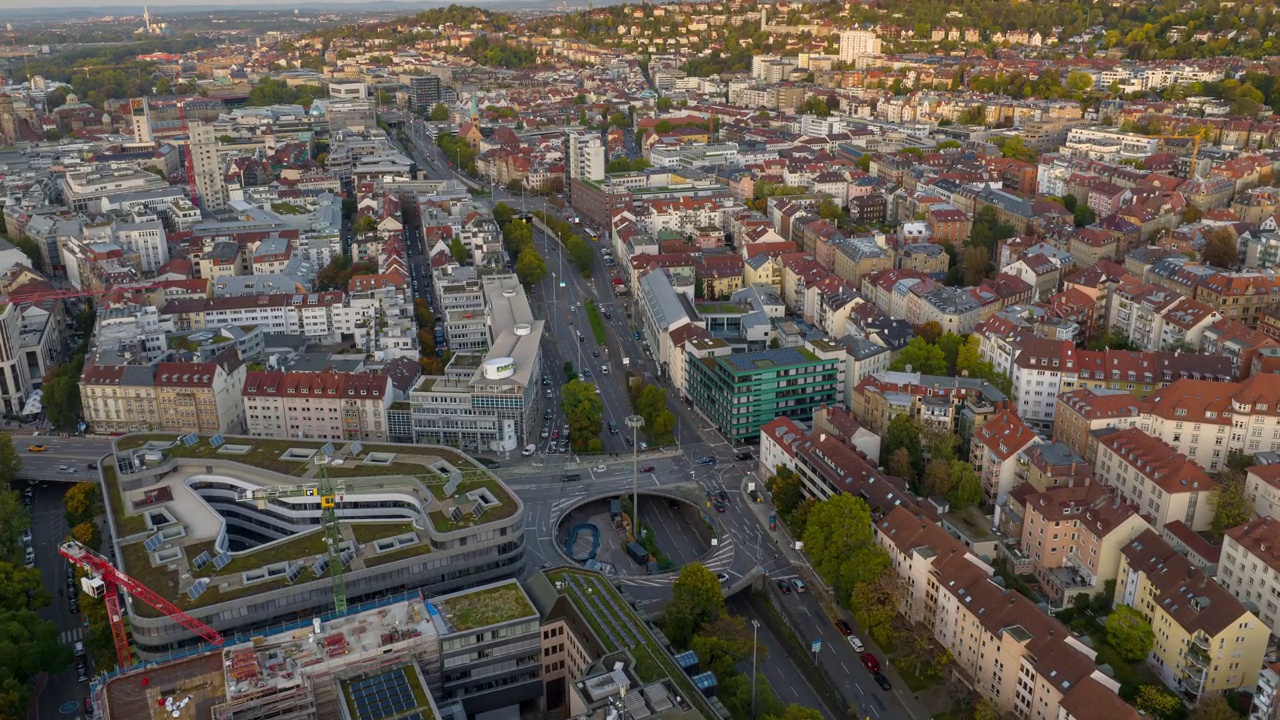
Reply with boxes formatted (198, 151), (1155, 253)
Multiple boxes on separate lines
(802, 494), (889, 599)
(561, 380), (604, 453)
(1106, 605), (1155, 662)
(665, 563), (725, 646)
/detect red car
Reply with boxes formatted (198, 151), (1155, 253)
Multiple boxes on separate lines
(860, 653), (880, 673)
(835, 620), (853, 636)
(640, 465), (655, 473)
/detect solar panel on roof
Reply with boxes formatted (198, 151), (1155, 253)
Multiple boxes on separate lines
(192, 551), (211, 569)
(340, 550), (354, 568)
(212, 551), (232, 570)
(144, 534), (165, 551)
(312, 558), (329, 576)
(285, 565), (303, 584)
(186, 578), (209, 601)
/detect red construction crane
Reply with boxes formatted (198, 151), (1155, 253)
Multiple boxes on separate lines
(58, 539), (224, 670)
(0, 282), (164, 307)
(177, 100), (199, 208)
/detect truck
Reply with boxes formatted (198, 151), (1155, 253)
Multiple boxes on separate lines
(621, 357), (630, 368)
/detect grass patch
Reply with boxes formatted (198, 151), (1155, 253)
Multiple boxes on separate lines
(889, 656), (937, 692)
(271, 202), (309, 215)
(435, 582), (534, 631)
(103, 464), (147, 537)
(363, 541), (431, 568)
(585, 299), (607, 345)
(352, 522), (414, 545)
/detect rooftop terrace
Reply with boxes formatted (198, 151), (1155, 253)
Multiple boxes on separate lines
(431, 580), (537, 633)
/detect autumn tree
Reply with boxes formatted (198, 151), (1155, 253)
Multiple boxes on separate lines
(849, 565), (906, 644)
(887, 447), (917, 486)
(1188, 693), (1241, 720)
(1136, 685), (1181, 719)
(63, 482), (101, 527)
(920, 459), (954, 497)
(1202, 228), (1239, 269)
(883, 414), (924, 478)
(766, 466), (803, 516)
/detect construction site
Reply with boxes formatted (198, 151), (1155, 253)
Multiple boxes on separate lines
(98, 593), (445, 720)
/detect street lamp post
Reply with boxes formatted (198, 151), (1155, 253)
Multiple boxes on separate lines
(626, 414), (645, 537)
(750, 619), (760, 718)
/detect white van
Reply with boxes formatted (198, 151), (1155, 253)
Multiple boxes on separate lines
(521, 444), (537, 456)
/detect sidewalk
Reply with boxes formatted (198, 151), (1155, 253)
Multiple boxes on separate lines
(735, 473), (941, 720)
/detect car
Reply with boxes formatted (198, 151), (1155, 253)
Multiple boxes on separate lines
(68, 599), (80, 615)
(873, 672), (892, 691)
(717, 572), (730, 584)
(717, 489), (730, 503)
(625, 437), (634, 447)
(775, 579), (791, 594)
(713, 501), (726, 513)
(696, 456), (716, 466)
(84, 697), (93, 714)
(544, 411), (553, 420)
(633, 331), (642, 340)
(835, 620), (853, 636)
(608, 422), (618, 434)
(639, 442), (648, 451)
(87, 462), (97, 470)
(790, 578), (808, 593)
(592, 349), (600, 357)
(58, 465), (75, 474)
(23, 548), (34, 568)
(540, 427), (549, 438)
(603, 311), (612, 319)
(542, 375), (551, 386)
(545, 389), (553, 399)
(860, 653), (880, 673)
(20, 529), (31, 545)
(521, 444), (537, 457)
(76, 664), (89, 683)
(578, 333), (584, 342)
(640, 465), (654, 473)
(849, 636), (865, 652)
(26, 445), (46, 452)
(735, 452), (754, 462)
(582, 370), (592, 379)
(74, 641), (85, 657)
(594, 465), (608, 472)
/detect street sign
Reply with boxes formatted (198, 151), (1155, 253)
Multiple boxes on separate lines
(559, 281), (566, 288)
(811, 639), (822, 653)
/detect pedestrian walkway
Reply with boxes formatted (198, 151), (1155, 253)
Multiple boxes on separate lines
(59, 627), (84, 645)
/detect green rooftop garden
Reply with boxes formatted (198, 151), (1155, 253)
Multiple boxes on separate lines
(695, 302), (747, 315)
(434, 582), (535, 632)
(271, 202), (310, 216)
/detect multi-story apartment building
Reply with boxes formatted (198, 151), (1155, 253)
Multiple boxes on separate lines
(1011, 481), (1148, 609)
(1220, 517), (1280, 636)
(1195, 272), (1280, 329)
(837, 29), (881, 62)
(1246, 464), (1280, 521)
(904, 283), (983, 334)
(1106, 278), (1220, 352)
(1053, 388), (1146, 463)
(1009, 337), (1079, 432)
(875, 507), (1139, 720)
(81, 350), (247, 435)
(242, 370), (392, 442)
(686, 346), (838, 442)
(1117, 529), (1268, 701)
(159, 292), (362, 345)
(432, 581), (543, 712)
(1095, 428), (1216, 532)
(1144, 375), (1280, 472)
(1201, 319), (1280, 380)
(850, 370), (1007, 439)
(971, 407), (1041, 505)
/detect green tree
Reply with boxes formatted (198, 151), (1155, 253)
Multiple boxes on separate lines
(352, 215), (376, 234)
(766, 466), (803, 516)
(946, 461), (983, 508)
(566, 236), (594, 274)
(41, 375), (81, 430)
(515, 249), (547, 286)
(665, 563), (725, 646)
(1211, 468), (1254, 536)
(799, 95), (830, 116)
(1106, 605), (1155, 662)
(429, 103), (450, 121)
(0, 437), (20, 490)
(561, 380), (603, 452)
(1202, 227), (1239, 269)
(882, 414), (924, 477)
(0, 609), (72, 686)
(936, 332), (966, 375)
(997, 136), (1038, 162)
(957, 105), (986, 125)
(0, 561), (48, 611)
(817, 197), (842, 220)
(1073, 203), (1097, 228)
(493, 202), (514, 228)
(154, 76), (171, 95)
(449, 237), (469, 264)
(1067, 71), (1095, 95)
(0, 491), (29, 559)
(889, 336), (948, 375)
(760, 705), (824, 720)
(1136, 685), (1182, 719)
(1187, 693), (1241, 720)
(690, 614), (756, 676)
(802, 494), (889, 599)
(849, 566), (906, 644)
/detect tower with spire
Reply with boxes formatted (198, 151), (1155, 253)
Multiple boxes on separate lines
(143, 6), (152, 33)
(469, 95), (479, 123)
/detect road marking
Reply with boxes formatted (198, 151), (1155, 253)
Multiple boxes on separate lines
(841, 662), (850, 675)
(60, 628), (83, 644)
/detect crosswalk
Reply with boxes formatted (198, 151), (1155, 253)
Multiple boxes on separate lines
(60, 627), (84, 644)
(619, 536), (736, 588)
